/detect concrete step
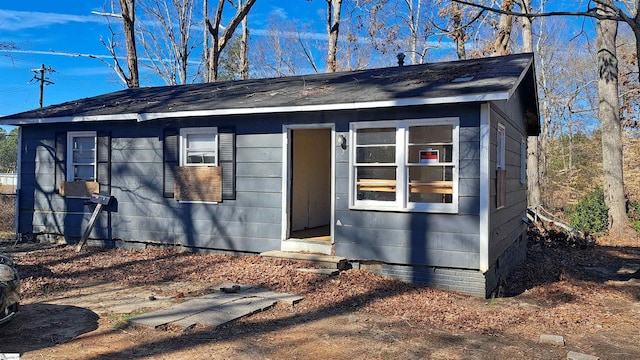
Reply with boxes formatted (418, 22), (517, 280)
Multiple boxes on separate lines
(260, 250), (348, 270)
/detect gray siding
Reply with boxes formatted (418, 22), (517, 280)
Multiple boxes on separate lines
(487, 99), (528, 287)
(19, 104), (485, 274)
(18, 120), (283, 253)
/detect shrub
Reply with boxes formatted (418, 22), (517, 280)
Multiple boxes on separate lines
(626, 200), (640, 234)
(567, 188), (609, 234)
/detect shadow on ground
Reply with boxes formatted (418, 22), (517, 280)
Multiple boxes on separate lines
(0, 303), (99, 354)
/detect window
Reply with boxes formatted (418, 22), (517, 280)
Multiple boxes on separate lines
(496, 123), (506, 208)
(180, 127), (218, 166)
(520, 139), (527, 184)
(351, 118), (459, 213)
(175, 127), (221, 203)
(67, 131), (97, 182)
(496, 124), (506, 171)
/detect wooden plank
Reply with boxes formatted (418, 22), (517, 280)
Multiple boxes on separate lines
(496, 169), (507, 208)
(357, 179), (453, 194)
(242, 288), (305, 305)
(59, 181), (99, 197)
(174, 166), (222, 202)
(128, 295), (245, 328)
(173, 297), (277, 329)
(409, 181), (453, 194)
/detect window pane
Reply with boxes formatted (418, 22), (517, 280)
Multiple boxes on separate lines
(408, 125), (452, 144)
(356, 146), (395, 163)
(356, 128), (395, 145)
(356, 166), (396, 201)
(186, 133), (216, 164)
(73, 137), (95, 164)
(187, 133), (215, 150)
(408, 165), (453, 204)
(74, 165), (94, 181)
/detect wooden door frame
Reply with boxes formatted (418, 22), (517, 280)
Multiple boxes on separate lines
(281, 123), (335, 254)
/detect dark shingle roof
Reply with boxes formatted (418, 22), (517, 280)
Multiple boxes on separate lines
(0, 53), (538, 132)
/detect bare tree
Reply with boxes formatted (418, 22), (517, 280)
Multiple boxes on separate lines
(233, 0), (249, 79)
(326, 0), (343, 72)
(138, 0), (198, 85)
(94, 2), (139, 87)
(453, 0), (639, 237)
(250, 15), (321, 77)
(119, 0), (140, 88)
(596, 0), (635, 237)
(432, 1), (485, 60)
(519, 0), (542, 209)
(205, 0), (257, 82)
(492, 0), (514, 55)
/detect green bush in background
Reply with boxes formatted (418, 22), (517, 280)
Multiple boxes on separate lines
(567, 188), (609, 235)
(626, 200), (640, 234)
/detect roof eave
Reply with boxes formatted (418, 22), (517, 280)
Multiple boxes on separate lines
(1, 92), (511, 125)
(0, 113), (139, 126)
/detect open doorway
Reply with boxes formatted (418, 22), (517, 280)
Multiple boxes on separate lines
(287, 127), (332, 244)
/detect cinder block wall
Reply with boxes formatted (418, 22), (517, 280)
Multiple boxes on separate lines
(358, 262), (487, 297)
(484, 233), (528, 297)
(354, 233), (527, 298)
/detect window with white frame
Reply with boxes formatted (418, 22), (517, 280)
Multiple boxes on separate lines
(351, 118), (459, 213)
(179, 127), (218, 166)
(67, 131), (97, 182)
(496, 123), (507, 208)
(496, 124), (506, 170)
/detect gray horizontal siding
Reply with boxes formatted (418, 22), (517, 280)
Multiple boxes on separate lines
(18, 122), (285, 254)
(488, 105), (528, 265)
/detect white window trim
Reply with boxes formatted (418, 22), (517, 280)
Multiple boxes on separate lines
(179, 127), (218, 167)
(349, 117), (459, 213)
(66, 131), (97, 182)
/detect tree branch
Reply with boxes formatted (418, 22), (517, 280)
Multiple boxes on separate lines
(451, 0), (620, 21)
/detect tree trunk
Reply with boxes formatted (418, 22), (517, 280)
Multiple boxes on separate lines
(492, 0), (514, 56)
(520, 0), (542, 209)
(326, 0), (343, 73)
(596, 0), (634, 238)
(451, 2), (466, 60)
(119, 0), (139, 88)
(408, 0), (420, 65)
(240, 0), (249, 80)
(203, 0), (209, 81)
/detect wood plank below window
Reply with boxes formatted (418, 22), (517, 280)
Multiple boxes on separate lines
(60, 181), (100, 198)
(357, 179), (453, 194)
(175, 166), (222, 202)
(497, 169), (507, 208)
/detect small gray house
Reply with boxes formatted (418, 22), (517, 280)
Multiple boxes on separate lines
(0, 53), (539, 297)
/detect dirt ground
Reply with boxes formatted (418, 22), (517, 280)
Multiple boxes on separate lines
(0, 232), (639, 360)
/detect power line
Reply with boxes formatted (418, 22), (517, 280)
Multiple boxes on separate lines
(29, 64), (55, 108)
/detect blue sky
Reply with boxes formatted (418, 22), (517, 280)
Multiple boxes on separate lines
(0, 0), (593, 118)
(0, 1), (324, 117)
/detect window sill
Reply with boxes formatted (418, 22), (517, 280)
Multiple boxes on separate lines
(349, 204), (458, 214)
(178, 200), (219, 205)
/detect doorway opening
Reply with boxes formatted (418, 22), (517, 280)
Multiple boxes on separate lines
(287, 127), (332, 245)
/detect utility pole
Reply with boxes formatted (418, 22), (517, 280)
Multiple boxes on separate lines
(30, 64), (55, 108)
